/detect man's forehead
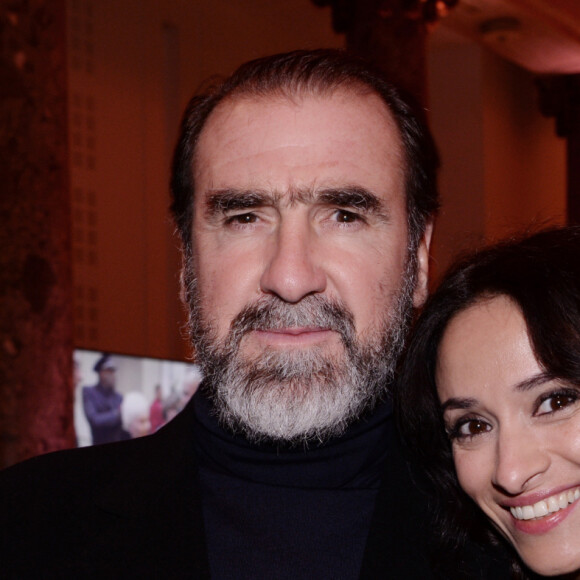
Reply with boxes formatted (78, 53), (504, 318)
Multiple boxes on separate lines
(193, 90), (404, 194)
(196, 88), (399, 156)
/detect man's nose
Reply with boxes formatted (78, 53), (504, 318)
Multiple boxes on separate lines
(492, 425), (550, 495)
(259, 218), (326, 303)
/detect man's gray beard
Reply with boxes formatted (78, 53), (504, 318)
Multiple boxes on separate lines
(184, 253), (417, 445)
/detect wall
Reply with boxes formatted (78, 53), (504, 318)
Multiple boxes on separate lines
(428, 32), (566, 280)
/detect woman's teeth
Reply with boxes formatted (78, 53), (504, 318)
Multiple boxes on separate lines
(510, 488), (580, 520)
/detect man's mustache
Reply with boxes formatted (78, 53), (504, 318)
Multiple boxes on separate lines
(227, 295), (356, 346)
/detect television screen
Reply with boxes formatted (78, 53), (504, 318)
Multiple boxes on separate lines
(74, 349), (202, 446)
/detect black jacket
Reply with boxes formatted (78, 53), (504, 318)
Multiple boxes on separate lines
(0, 396), (508, 579)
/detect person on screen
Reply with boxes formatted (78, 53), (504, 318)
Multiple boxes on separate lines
(149, 385), (165, 433)
(121, 392), (151, 439)
(82, 353), (123, 445)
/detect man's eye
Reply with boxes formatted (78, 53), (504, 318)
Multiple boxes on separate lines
(333, 209), (361, 224)
(536, 390), (579, 415)
(226, 213), (257, 225)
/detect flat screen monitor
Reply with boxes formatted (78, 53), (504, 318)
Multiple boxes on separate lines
(74, 349), (201, 446)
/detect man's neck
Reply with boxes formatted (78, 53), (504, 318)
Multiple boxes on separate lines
(191, 390), (394, 489)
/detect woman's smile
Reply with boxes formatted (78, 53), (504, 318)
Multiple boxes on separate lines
(507, 486), (580, 521)
(437, 295), (580, 577)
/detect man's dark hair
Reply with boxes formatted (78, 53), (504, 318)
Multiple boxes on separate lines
(170, 49), (439, 254)
(396, 225), (580, 579)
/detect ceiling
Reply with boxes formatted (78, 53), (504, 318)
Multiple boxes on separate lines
(437, 0), (580, 74)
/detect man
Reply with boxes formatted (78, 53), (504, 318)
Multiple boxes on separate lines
(82, 353), (124, 444)
(0, 50), (507, 578)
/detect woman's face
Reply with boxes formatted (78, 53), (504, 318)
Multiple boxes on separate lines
(436, 295), (580, 577)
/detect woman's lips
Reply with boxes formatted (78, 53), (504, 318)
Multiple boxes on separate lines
(500, 486), (580, 535)
(509, 488), (580, 521)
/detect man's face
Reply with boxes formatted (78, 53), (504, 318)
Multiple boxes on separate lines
(187, 90), (431, 443)
(99, 368), (116, 390)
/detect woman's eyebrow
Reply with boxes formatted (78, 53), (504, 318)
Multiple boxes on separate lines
(441, 397), (478, 413)
(514, 372), (553, 392)
(440, 374), (555, 413)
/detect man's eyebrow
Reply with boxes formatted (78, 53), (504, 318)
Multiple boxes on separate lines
(316, 187), (383, 213)
(204, 189), (275, 215)
(441, 397), (478, 413)
(203, 186), (389, 219)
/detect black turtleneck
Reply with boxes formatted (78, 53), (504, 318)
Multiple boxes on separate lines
(192, 391), (395, 580)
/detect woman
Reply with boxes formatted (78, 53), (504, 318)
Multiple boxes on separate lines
(397, 226), (580, 579)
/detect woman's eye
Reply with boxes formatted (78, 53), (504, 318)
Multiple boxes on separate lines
(448, 418), (491, 440)
(536, 391), (579, 415)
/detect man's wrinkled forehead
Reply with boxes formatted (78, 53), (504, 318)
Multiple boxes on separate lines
(192, 87), (403, 189)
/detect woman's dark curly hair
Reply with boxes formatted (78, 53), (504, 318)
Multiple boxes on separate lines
(396, 225), (580, 580)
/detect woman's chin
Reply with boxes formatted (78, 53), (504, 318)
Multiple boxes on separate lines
(518, 550), (580, 579)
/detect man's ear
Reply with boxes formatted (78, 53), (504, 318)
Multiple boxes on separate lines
(412, 221), (434, 308)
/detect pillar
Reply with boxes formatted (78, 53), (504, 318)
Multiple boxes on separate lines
(0, 0), (74, 468)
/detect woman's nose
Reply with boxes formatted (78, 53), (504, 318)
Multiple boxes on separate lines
(492, 426), (550, 495)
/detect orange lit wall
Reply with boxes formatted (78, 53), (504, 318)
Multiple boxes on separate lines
(428, 33), (566, 280)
